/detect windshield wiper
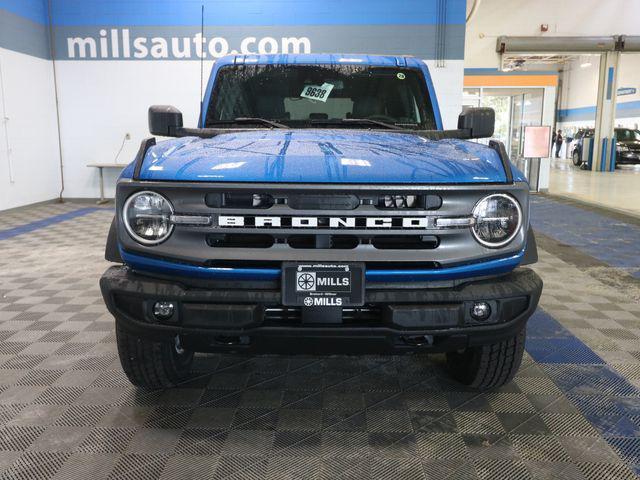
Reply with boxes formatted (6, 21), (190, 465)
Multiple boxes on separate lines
(208, 117), (288, 128)
(310, 118), (403, 130)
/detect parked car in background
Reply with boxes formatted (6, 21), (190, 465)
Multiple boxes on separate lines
(570, 129), (593, 166)
(615, 128), (640, 165)
(571, 128), (640, 166)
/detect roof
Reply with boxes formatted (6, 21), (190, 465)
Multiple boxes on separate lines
(214, 53), (422, 68)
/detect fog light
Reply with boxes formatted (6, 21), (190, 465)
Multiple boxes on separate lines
(153, 301), (175, 320)
(470, 302), (491, 321)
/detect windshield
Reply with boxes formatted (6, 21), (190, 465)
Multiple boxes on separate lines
(204, 64), (437, 130)
(616, 128), (640, 141)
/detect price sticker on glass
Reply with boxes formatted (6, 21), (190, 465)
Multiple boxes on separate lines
(300, 83), (334, 102)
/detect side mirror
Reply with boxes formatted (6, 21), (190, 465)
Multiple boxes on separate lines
(458, 107), (495, 139)
(149, 105), (183, 137)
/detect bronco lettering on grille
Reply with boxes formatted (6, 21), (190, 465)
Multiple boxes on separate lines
(216, 216), (430, 228)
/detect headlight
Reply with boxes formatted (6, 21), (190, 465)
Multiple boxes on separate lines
(471, 194), (522, 248)
(123, 191), (174, 245)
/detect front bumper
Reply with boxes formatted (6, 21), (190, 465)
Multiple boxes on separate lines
(100, 266), (542, 355)
(616, 153), (640, 165)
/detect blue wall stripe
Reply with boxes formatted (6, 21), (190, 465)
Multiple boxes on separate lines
(557, 100), (640, 122)
(48, 0), (466, 26)
(2, 1), (466, 60)
(52, 24), (465, 61)
(0, 0), (48, 25)
(0, 207), (109, 241)
(606, 67), (614, 100)
(0, 8), (51, 59)
(600, 138), (608, 172)
(610, 135), (617, 171)
(464, 68), (558, 76)
(0, 0), (466, 26)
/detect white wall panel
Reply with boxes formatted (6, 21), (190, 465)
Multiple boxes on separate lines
(54, 59), (207, 199)
(425, 60), (464, 129)
(0, 47), (61, 211)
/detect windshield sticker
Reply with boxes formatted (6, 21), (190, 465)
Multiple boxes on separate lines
(396, 72), (406, 80)
(300, 83), (334, 103)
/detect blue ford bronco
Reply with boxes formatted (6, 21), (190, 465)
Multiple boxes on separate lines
(100, 54), (542, 390)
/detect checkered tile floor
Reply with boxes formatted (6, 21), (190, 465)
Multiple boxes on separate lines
(531, 196), (640, 279)
(0, 199), (638, 479)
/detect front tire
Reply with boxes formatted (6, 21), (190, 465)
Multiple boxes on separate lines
(446, 328), (525, 390)
(572, 151), (582, 166)
(116, 324), (194, 389)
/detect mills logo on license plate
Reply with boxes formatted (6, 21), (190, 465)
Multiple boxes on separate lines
(282, 263), (365, 307)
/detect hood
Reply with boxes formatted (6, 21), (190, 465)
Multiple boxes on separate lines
(138, 130), (512, 184)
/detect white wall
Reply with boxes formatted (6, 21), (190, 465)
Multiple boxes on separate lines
(557, 53), (640, 131)
(465, 0), (640, 69)
(54, 60), (204, 199)
(0, 47), (61, 210)
(426, 60), (464, 129)
(559, 56), (599, 110)
(617, 54), (640, 129)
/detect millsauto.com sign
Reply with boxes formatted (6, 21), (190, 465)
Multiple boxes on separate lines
(64, 28), (311, 60)
(1, 1), (465, 61)
(47, 0), (464, 61)
(55, 24), (464, 61)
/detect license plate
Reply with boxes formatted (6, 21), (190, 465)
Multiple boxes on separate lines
(282, 262), (365, 307)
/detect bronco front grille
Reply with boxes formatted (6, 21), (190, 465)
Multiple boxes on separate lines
(204, 233), (439, 250)
(117, 182), (530, 266)
(204, 192), (443, 211)
(177, 187), (454, 257)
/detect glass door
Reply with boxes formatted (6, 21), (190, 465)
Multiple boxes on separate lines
(509, 95), (524, 159)
(480, 94), (511, 147)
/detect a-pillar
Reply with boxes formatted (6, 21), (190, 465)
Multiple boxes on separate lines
(593, 50), (619, 171)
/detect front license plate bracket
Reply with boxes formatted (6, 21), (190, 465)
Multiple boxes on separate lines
(282, 262), (365, 307)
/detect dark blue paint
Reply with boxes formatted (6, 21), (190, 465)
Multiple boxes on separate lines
(120, 249), (525, 282)
(0, 208), (109, 241)
(530, 196), (640, 278)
